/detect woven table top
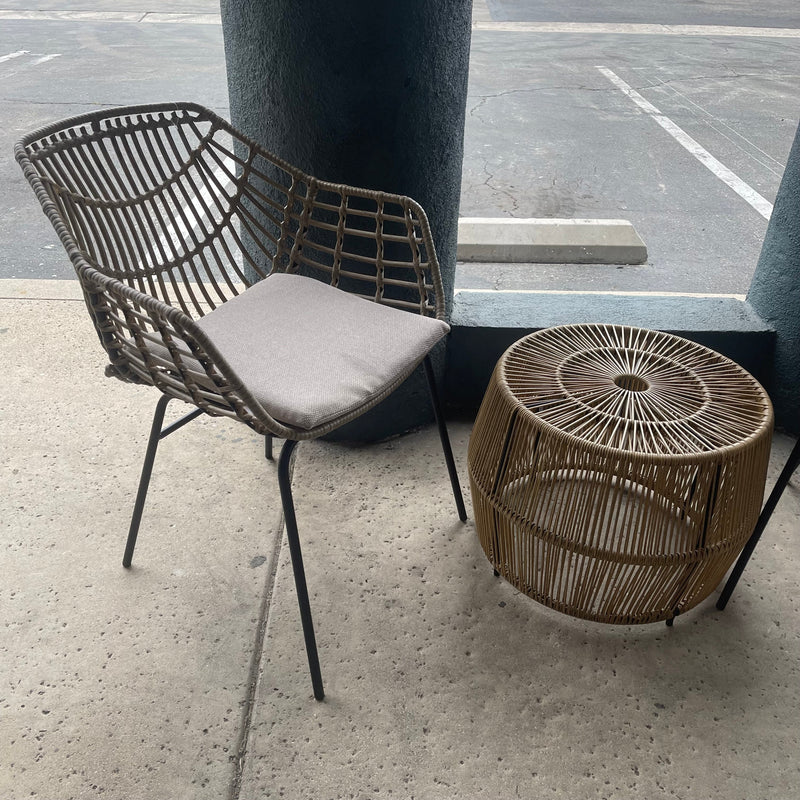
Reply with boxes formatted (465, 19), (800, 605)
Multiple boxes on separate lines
(500, 323), (773, 457)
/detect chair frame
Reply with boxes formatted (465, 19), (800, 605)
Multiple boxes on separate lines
(16, 102), (466, 701)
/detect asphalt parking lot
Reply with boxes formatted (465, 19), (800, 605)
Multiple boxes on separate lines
(2, 0), (800, 294)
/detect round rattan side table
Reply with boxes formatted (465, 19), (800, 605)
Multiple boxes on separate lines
(468, 323), (773, 624)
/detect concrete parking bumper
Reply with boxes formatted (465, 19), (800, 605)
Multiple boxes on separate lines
(457, 217), (648, 264)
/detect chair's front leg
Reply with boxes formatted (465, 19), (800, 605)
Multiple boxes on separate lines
(123, 394), (171, 568)
(423, 356), (468, 522)
(277, 439), (325, 701)
(123, 396), (204, 567)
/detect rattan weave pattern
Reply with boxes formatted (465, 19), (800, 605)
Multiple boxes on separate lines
(468, 324), (773, 624)
(15, 102), (445, 440)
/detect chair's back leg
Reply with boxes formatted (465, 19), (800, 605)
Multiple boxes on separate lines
(265, 434), (274, 462)
(423, 356), (468, 522)
(123, 394), (171, 567)
(277, 439), (325, 701)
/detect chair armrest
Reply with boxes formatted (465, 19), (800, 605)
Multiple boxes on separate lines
(278, 181), (446, 320)
(78, 263), (301, 440)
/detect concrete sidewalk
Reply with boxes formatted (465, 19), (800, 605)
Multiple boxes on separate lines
(2, 283), (799, 800)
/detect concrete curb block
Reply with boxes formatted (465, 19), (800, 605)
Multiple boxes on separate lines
(457, 217), (648, 264)
(446, 289), (773, 409)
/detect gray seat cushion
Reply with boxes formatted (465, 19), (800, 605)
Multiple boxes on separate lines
(196, 273), (449, 431)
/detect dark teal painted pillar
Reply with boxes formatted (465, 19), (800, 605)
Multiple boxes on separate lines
(220, 0), (472, 440)
(747, 122), (800, 434)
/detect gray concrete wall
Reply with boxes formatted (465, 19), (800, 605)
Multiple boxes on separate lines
(748, 121), (800, 434)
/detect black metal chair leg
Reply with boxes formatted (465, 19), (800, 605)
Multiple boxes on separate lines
(717, 436), (800, 610)
(423, 356), (467, 522)
(122, 397), (204, 567)
(277, 439), (325, 701)
(265, 434), (274, 461)
(123, 394), (171, 568)
(666, 609), (679, 627)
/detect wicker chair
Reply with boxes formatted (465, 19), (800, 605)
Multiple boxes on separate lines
(16, 102), (467, 701)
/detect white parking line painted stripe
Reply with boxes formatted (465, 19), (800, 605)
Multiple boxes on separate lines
(652, 77), (786, 177)
(0, 11), (143, 22)
(0, 10), (216, 24)
(30, 54), (62, 66)
(2, 11), (800, 37)
(0, 50), (29, 62)
(141, 13), (221, 25)
(474, 22), (800, 38)
(1, 52), (64, 80)
(596, 66), (774, 220)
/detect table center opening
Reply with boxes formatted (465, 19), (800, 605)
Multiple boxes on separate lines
(614, 373), (650, 392)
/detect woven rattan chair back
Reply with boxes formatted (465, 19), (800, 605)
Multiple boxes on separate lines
(15, 102), (445, 440)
